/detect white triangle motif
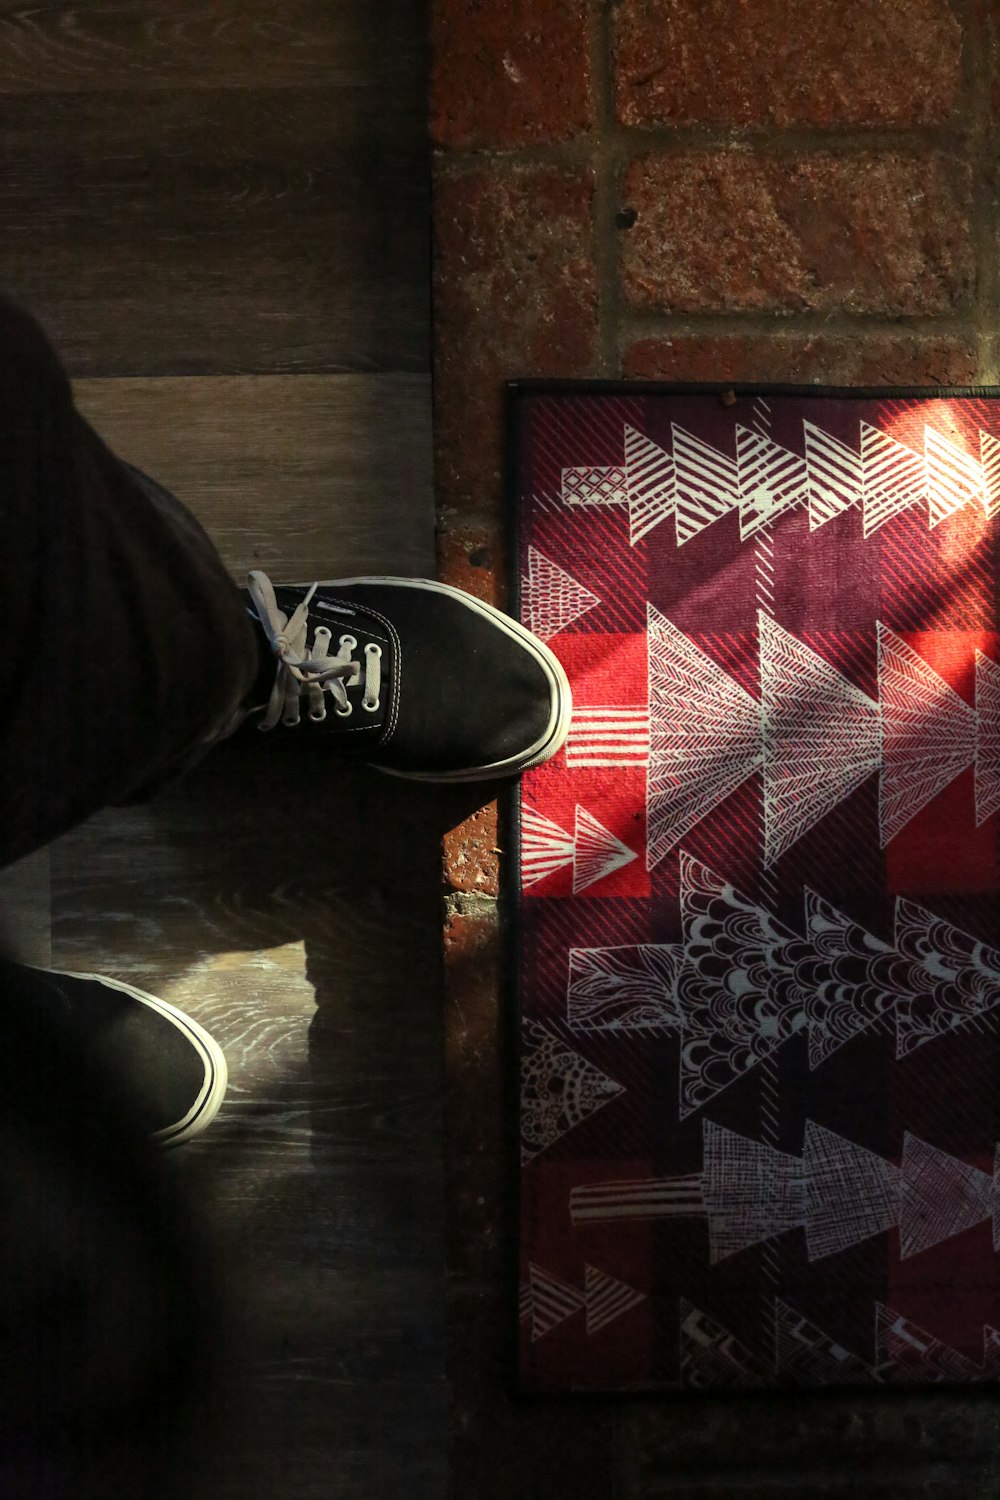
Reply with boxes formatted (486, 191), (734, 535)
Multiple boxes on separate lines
(584, 1264), (646, 1336)
(522, 544), (600, 640)
(528, 1262), (586, 1342)
(701, 1120), (805, 1263)
(802, 1121), (901, 1262)
(672, 425), (738, 545)
(981, 431), (1000, 520)
(736, 425), (809, 538)
(573, 805), (637, 893)
(878, 624), (976, 845)
(975, 651), (1000, 826)
(861, 422), (925, 535)
(567, 943), (682, 1032)
(801, 888), (897, 1069)
(900, 1132), (993, 1258)
(647, 605), (762, 871)
(521, 805), (574, 887)
(520, 1021), (625, 1162)
(760, 613), (881, 865)
(804, 420), (863, 529)
(925, 426), (986, 528)
(624, 424), (674, 544)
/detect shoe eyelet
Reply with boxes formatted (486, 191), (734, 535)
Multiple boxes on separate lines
(365, 643), (382, 658)
(363, 698), (379, 712)
(336, 701), (353, 718)
(283, 713), (300, 728)
(340, 635), (358, 651)
(310, 706), (327, 722)
(314, 625), (332, 647)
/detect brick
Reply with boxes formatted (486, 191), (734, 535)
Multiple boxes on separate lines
(442, 907), (504, 1155)
(437, 511), (507, 609)
(623, 334), (982, 387)
(445, 1149), (507, 1285)
(619, 151), (973, 316)
(614, 0), (962, 128)
(443, 802), (500, 896)
(432, 0), (592, 148)
(434, 164), (599, 518)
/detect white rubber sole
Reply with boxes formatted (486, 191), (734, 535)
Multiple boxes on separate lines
(54, 970), (228, 1147)
(315, 576), (573, 783)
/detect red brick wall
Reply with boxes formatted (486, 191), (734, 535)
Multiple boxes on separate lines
(432, 4), (1000, 1494)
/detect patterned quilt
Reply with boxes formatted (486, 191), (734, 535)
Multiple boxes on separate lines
(512, 385), (1000, 1392)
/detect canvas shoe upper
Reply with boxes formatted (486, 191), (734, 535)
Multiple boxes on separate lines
(0, 962), (228, 1146)
(242, 571), (572, 781)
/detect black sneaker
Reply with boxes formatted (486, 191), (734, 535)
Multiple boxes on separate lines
(242, 570), (572, 781)
(0, 963), (228, 1146)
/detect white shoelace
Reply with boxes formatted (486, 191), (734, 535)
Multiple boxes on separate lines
(246, 570), (382, 731)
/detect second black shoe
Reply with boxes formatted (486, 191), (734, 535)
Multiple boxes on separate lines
(242, 571), (572, 781)
(0, 963), (228, 1146)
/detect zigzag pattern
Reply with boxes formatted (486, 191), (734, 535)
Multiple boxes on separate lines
(565, 851), (1000, 1114)
(522, 803), (637, 894)
(560, 419), (996, 546)
(522, 1262), (645, 1341)
(642, 614), (994, 867)
(570, 1117), (1000, 1266)
(687, 1298), (1000, 1388)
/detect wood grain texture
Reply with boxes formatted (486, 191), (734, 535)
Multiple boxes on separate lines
(4, 0), (443, 1491)
(0, 847), (51, 966)
(0, 0), (425, 93)
(74, 375), (434, 579)
(0, 86), (428, 375)
(50, 745), (459, 1500)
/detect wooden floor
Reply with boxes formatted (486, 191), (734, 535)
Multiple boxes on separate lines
(0, 3), (447, 1496)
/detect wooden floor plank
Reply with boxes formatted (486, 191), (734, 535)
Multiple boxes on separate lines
(6, 0), (443, 1493)
(0, 86), (428, 375)
(49, 746), (454, 1499)
(74, 374), (434, 579)
(0, 847), (51, 966)
(0, 0), (426, 94)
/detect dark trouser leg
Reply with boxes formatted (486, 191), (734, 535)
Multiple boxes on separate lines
(0, 963), (220, 1499)
(0, 293), (260, 869)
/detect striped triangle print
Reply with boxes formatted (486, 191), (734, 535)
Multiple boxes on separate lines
(804, 420), (863, 529)
(736, 425), (809, 538)
(981, 430), (1000, 519)
(647, 605), (762, 869)
(760, 612), (881, 865)
(924, 427), (985, 528)
(573, 806), (637, 893)
(624, 423), (674, 544)
(521, 805), (575, 887)
(861, 422), (925, 535)
(672, 425), (738, 545)
(878, 624), (976, 845)
(529, 1263), (586, 1342)
(584, 1264), (646, 1336)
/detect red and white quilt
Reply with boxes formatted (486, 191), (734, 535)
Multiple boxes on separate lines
(512, 386), (1000, 1392)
